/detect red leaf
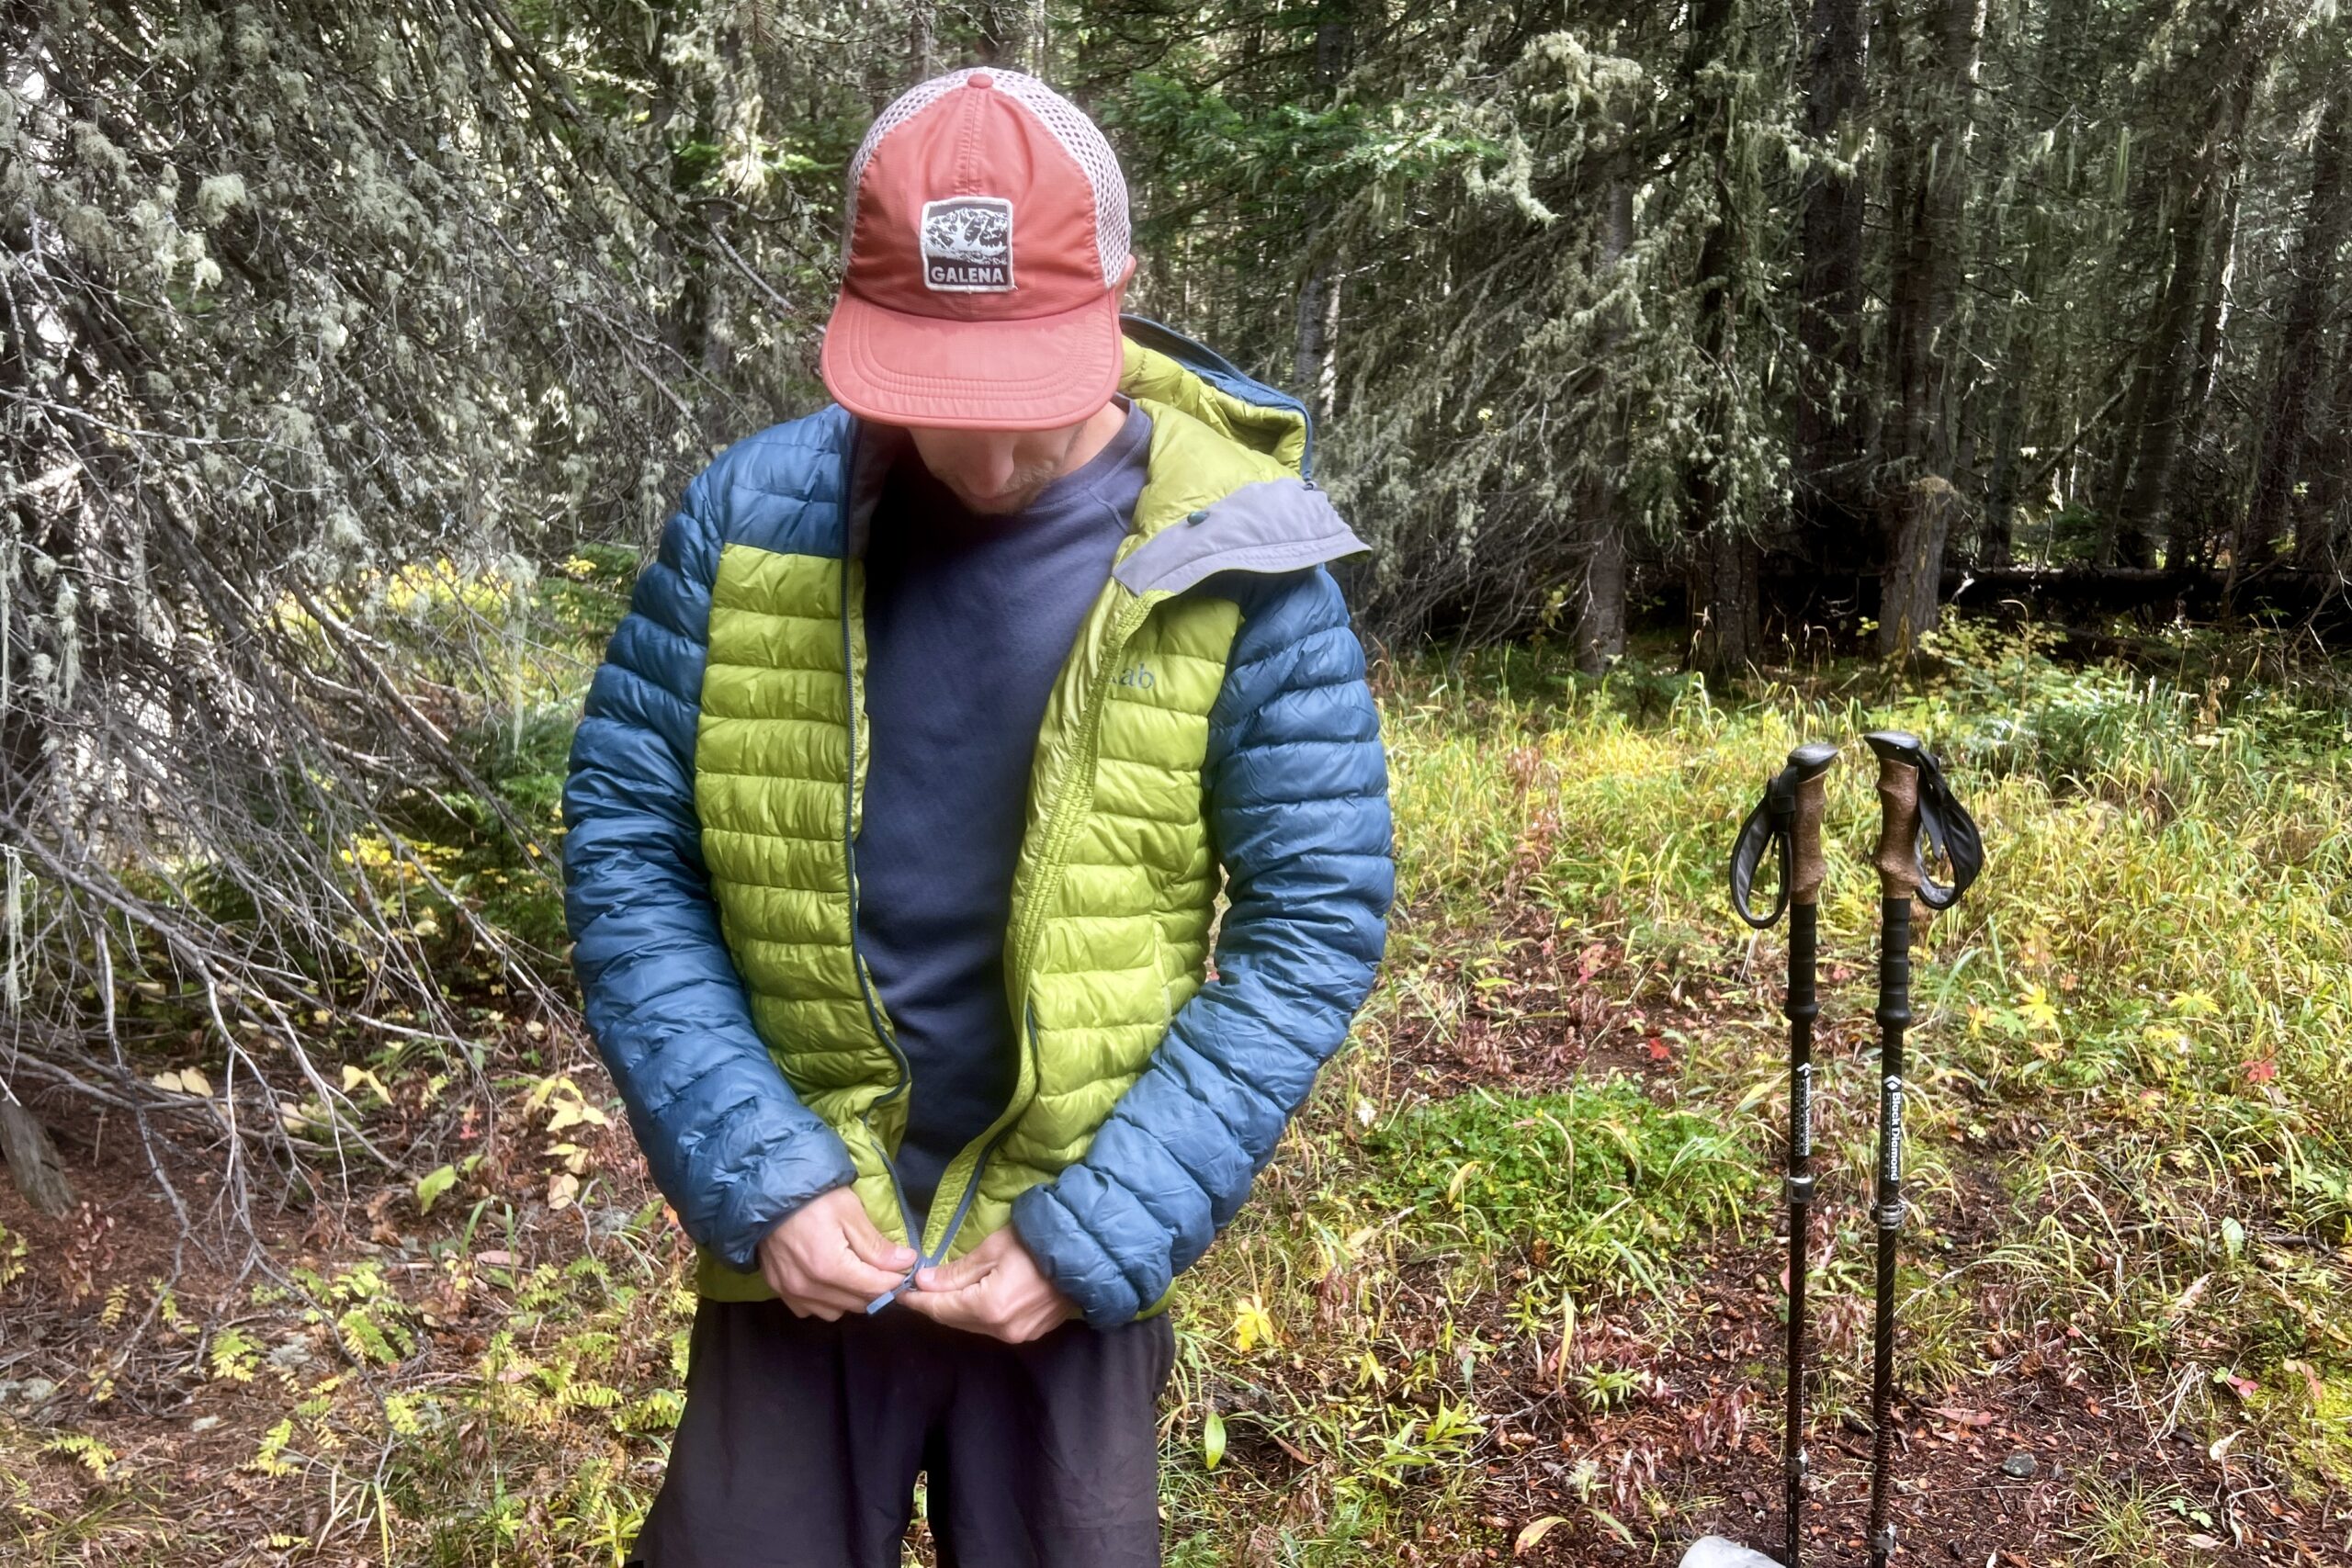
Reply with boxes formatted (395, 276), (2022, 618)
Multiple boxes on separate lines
(2244, 1058), (2278, 1085)
(1645, 1037), (1672, 1062)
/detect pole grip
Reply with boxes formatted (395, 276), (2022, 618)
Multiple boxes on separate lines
(1871, 755), (1923, 904)
(1789, 765), (1828, 909)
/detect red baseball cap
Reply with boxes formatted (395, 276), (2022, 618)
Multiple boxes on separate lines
(820, 66), (1137, 431)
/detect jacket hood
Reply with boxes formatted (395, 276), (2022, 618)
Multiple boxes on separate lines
(1114, 314), (1314, 479)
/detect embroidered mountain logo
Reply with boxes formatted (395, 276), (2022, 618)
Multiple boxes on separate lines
(920, 197), (1014, 292)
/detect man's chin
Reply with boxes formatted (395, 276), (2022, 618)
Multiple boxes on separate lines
(956, 485), (1040, 515)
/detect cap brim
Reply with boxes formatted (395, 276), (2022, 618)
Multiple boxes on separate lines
(820, 285), (1125, 431)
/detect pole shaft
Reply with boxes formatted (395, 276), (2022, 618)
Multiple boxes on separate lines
(1782, 900), (1818, 1568)
(1867, 892), (1911, 1568)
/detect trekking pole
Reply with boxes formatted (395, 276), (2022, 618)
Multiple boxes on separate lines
(1680, 742), (1838, 1568)
(1729, 741), (1837, 1567)
(1861, 731), (1984, 1568)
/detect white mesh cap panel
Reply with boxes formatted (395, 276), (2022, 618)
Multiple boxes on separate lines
(841, 67), (1131, 288)
(985, 69), (1131, 288)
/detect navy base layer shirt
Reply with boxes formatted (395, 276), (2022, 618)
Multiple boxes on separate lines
(854, 395), (1154, 1231)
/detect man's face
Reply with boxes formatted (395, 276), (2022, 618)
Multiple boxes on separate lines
(904, 415), (1097, 516)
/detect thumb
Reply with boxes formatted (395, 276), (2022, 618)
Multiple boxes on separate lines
(840, 1202), (918, 1272)
(916, 1244), (996, 1293)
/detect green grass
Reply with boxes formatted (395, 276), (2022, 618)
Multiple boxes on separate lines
(1356, 1082), (1754, 1303)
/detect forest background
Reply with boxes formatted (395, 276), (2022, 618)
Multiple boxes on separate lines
(4, 1), (2351, 1563)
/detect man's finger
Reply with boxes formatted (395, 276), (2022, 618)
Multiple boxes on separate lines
(773, 1258), (899, 1316)
(915, 1247), (998, 1294)
(807, 1236), (916, 1301)
(839, 1207), (920, 1274)
(899, 1284), (987, 1334)
(808, 1276), (892, 1315)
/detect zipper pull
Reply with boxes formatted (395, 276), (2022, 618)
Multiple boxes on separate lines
(865, 1262), (921, 1314)
(872, 1225), (967, 1313)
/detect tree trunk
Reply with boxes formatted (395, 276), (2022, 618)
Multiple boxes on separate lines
(1793, 0), (1871, 577)
(1981, 0), (2087, 566)
(1884, 477), (1962, 654)
(1577, 513), (1628, 675)
(2291, 327), (2352, 578)
(1690, 534), (1764, 679)
(2170, 120), (2246, 570)
(702, 14), (745, 407)
(906, 0), (936, 78)
(1293, 17), (1352, 423)
(1876, 0), (1984, 658)
(1681, 0), (1760, 677)
(0, 215), (62, 898)
(1578, 175), (1637, 674)
(2111, 48), (2256, 568)
(1293, 258), (1343, 424)
(1981, 366), (2029, 566)
(2109, 182), (2213, 566)
(978, 1), (1029, 66)
(1879, 0), (1973, 484)
(2235, 80), (2352, 587)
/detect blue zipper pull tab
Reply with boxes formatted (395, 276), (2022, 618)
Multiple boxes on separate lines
(865, 1261), (921, 1314)
(869, 1226), (956, 1312)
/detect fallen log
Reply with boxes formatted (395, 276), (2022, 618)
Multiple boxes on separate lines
(1940, 564), (2349, 626)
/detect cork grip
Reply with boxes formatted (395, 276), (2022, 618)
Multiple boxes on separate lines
(1789, 768), (1828, 908)
(1872, 758), (1922, 902)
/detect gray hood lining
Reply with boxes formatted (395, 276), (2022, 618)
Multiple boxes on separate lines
(1113, 477), (1371, 596)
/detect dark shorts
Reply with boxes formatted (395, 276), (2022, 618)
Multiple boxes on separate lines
(625, 1296), (1179, 1568)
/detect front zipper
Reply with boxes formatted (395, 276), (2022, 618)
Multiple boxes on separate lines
(834, 418), (931, 1310)
(838, 437), (1159, 1306)
(909, 1000), (1044, 1280)
(913, 591), (1157, 1269)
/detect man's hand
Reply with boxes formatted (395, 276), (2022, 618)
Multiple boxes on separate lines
(899, 1226), (1080, 1343)
(757, 1187), (918, 1320)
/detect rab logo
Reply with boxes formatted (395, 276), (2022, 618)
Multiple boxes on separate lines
(920, 196), (1014, 292)
(1114, 663), (1156, 690)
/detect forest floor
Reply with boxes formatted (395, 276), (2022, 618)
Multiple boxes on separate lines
(4, 620), (2351, 1566)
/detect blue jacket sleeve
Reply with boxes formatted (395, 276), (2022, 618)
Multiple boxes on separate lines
(1010, 564), (1396, 1326)
(560, 468), (859, 1272)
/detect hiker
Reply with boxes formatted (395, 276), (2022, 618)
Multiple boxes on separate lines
(560, 65), (1396, 1568)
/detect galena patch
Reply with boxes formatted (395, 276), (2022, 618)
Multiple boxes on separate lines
(920, 196), (1015, 292)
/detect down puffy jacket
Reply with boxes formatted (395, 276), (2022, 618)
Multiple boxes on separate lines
(560, 314), (1395, 1329)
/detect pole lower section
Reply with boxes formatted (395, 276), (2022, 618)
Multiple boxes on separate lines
(1781, 903), (1818, 1566)
(1867, 894), (1911, 1568)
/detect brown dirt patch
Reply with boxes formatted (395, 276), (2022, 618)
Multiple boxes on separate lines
(1385, 899), (1719, 1098)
